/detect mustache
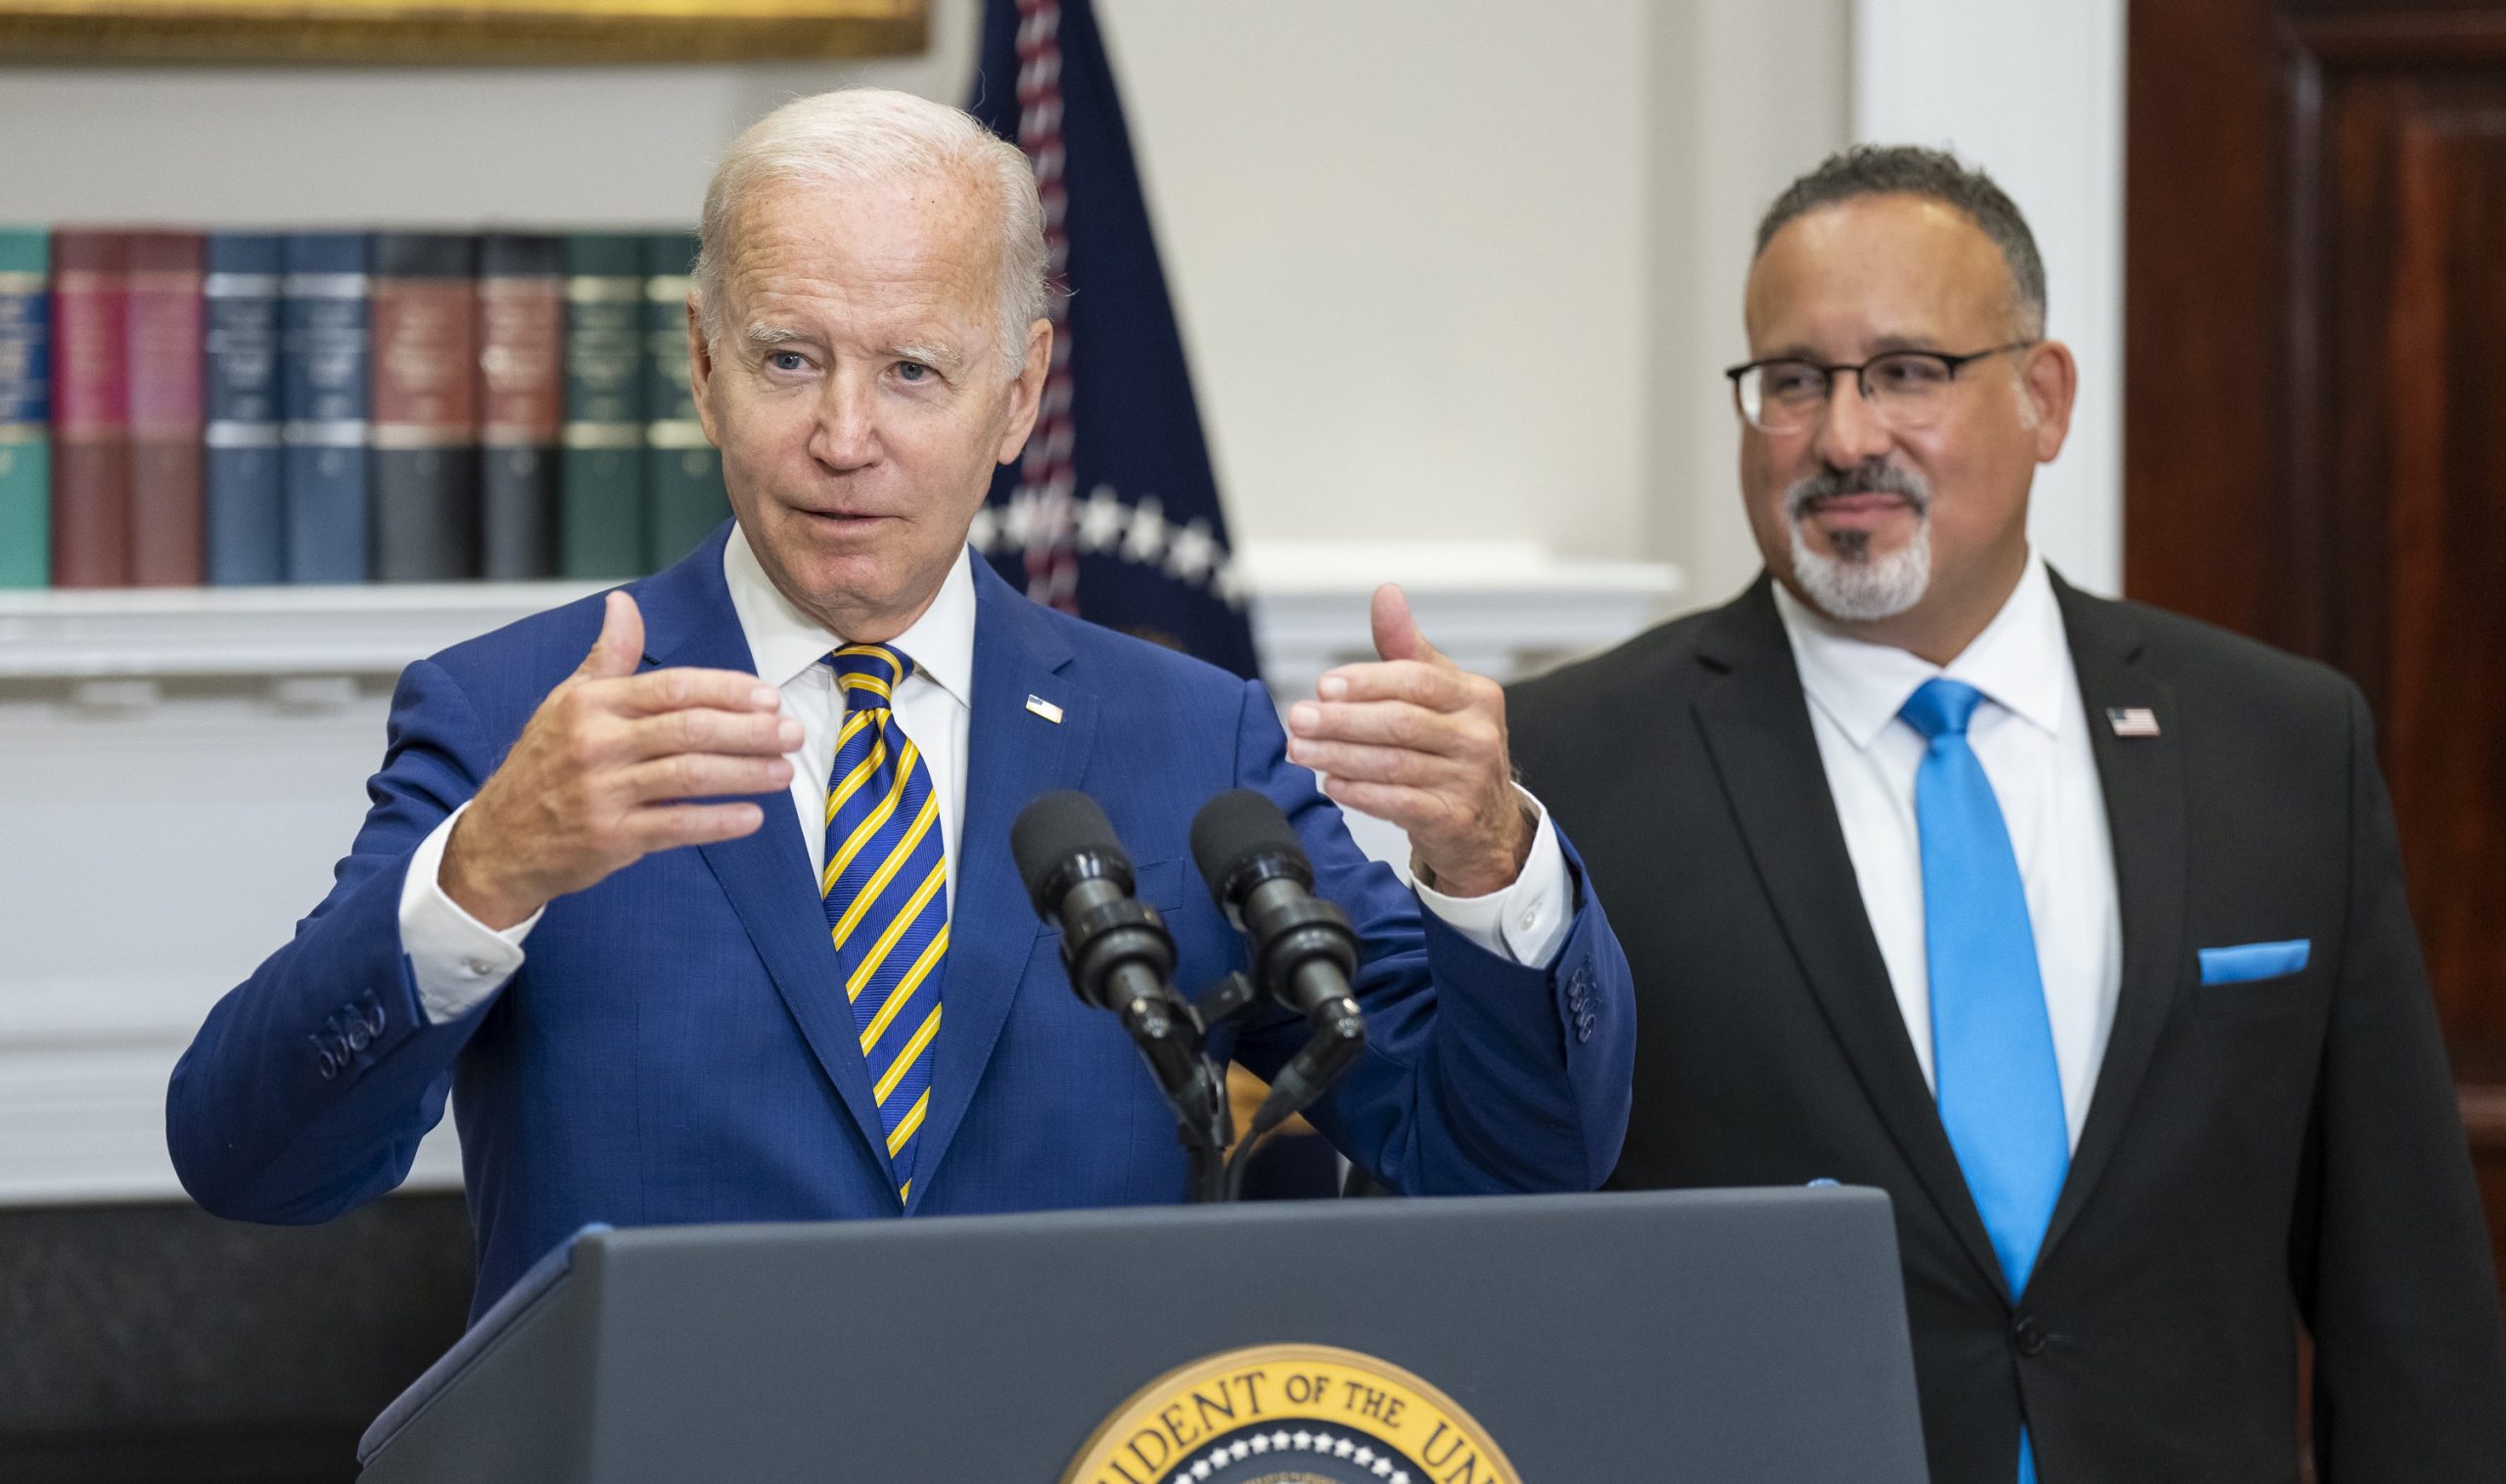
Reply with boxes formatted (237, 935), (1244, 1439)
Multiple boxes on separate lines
(1784, 463), (1931, 522)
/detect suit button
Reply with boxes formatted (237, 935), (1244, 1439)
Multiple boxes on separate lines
(316, 1048), (340, 1080)
(2013, 1317), (2049, 1357)
(347, 1023), (371, 1052)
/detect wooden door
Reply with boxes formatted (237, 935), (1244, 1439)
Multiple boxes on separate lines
(2127, 0), (2506, 1294)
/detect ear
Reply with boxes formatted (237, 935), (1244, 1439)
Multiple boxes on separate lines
(2021, 339), (2078, 463)
(685, 297), (722, 447)
(995, 317), (1053, 465)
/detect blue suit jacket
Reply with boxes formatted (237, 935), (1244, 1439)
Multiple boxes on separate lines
(169, 526), (1636, 1317)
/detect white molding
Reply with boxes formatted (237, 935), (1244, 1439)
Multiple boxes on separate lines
(1850, 0), (2126, 595)
(0, 546), (1681, 1207)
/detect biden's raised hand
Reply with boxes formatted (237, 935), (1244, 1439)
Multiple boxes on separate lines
(440, 589), (801, 930)
(1283, 583), (1534, 898)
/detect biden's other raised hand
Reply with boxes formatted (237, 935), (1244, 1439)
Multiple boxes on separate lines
(1283, 583), (1534, 899)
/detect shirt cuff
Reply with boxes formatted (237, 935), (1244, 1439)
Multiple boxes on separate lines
(398, 802), (541, 1025)
(1412, 786), (1574, 968)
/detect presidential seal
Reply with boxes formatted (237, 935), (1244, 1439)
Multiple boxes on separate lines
(1061, 1343), (1518, 1484)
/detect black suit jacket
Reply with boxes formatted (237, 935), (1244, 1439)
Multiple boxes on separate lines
(1508, 572), (2506, 1483)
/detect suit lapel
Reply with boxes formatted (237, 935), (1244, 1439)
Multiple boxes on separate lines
(2038, 575), (2188, 1264)
(633, 525), (896, 1184)
(1693, 580), (2008, 1293)
(903, 560), (1096, 1211)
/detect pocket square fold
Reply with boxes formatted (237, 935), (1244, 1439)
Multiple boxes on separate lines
(2199, 940), (2311, 985)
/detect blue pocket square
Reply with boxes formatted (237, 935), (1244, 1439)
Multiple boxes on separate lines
(2199, 940), (2311, 985)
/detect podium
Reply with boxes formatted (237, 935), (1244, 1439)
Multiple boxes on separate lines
(357, 1187), (1927, 1482)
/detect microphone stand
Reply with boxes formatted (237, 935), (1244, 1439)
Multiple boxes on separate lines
(1168, 972), (1366, 1203)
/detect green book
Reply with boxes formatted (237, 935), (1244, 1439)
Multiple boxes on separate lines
(641, 230), (726, 573)
(0, 227), (48, 587)
(560, 232), (647, 580)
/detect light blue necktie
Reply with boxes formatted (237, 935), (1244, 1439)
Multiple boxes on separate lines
(1901, 677), (2067, 1484)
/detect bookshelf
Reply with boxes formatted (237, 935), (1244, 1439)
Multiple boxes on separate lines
(0, 541), (1680, 1207)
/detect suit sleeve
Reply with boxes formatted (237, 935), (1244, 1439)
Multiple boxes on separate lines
(2304, 681), (2506, 1481)
(165, 658), (506, 1223)
(1222, 677), (1637, 1193)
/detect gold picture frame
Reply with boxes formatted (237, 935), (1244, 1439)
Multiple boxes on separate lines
(0, 0), (928, 65)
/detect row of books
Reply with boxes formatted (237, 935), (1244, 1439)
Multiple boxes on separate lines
(0, 226), (730, 590)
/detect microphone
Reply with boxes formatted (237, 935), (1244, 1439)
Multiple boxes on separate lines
(1189, 792), (1367, 1176)
(1011, 790), (1220, 1142)
(1188, 789), (1363, 1035)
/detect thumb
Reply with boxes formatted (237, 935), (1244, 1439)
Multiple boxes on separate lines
(578, 590), (645, 680)
(1369, 583), (1450, 668)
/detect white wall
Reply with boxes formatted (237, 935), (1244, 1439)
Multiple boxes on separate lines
(0, 0), (1672, 571)
(0, 1), (2117, 598)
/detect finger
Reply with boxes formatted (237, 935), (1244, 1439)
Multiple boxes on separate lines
(615, 752), (796, 805)
(1318, 775), (1452, 830)
(1369, 584), (1451, 669)
(1315, 659), (1478, 710)
(615, 800), (768, 853)
(1287, 697), (1483, 754)
(620, 706), (804, 762)
(1286, 736), (1448, 787)
(604, 666), (787, 718)
(577, 590), (645, 681)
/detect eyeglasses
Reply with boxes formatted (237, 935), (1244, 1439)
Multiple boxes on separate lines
(1724, 342), (2035, 434)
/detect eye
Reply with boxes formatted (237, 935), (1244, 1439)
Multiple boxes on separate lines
(895, 360), (932, 383)
(1870, 353), (1951, 391)
(766, 350), (809, 373)
(1761, 361), (1827, 402)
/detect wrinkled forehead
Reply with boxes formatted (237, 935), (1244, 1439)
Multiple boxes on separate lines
(1743, 195), (2019, 353)
(719, 167), (1004, 317)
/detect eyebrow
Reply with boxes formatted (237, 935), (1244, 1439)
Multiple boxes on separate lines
(887, 340), (967, 374)
(741, 324), (967, 375)
(1756, 333), (1950, 362)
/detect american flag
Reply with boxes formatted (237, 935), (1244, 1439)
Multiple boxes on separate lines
(2107, 707), (2161, 738)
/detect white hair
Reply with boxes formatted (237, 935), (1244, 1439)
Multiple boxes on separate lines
(1783, 463), (1935, 622)
(693, 87), (1049, 379)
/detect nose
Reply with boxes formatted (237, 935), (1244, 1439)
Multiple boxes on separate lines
(1812, 369), (1895, 471)
(808, 368), (880, 472)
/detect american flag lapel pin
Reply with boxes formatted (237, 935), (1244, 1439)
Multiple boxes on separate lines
(1025, 694), (1064, 724)
(2107, 707), (2160, 738)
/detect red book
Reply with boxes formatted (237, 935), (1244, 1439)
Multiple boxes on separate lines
(50, 229), (131, 588)
(127, 230), (206, 585)
(370, 233), (481, 580)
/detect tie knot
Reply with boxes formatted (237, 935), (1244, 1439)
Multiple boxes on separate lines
(824, 643), (914, 703)
(1899, 676), (1986, 740)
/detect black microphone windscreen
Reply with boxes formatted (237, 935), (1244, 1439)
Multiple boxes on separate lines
(1011, 790), (1129, 913)
(1189, 789), (1310, 904)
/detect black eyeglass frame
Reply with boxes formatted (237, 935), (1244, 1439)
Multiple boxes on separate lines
(1722, 341), (2038, 432)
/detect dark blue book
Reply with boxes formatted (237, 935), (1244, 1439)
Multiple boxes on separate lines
(204, 232), (284, 584)
(281, 232), (371, 583)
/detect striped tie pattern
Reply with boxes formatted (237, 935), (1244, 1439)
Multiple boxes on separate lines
(820, 643), (948, 1205)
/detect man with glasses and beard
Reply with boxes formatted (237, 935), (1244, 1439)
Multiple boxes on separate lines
(1509, 146), (2506, 1483)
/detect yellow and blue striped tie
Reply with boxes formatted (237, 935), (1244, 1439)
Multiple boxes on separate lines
(820, 643), (948, 1205)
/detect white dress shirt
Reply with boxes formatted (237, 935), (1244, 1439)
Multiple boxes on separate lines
(1772, 550), (2122, 1149)
(398, 529), (1574, 1024)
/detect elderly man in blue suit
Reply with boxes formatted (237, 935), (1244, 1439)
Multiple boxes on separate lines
(168, 88), (1635, 1318)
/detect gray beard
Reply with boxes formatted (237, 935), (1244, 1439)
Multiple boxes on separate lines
(1783, 468), (1933, 622)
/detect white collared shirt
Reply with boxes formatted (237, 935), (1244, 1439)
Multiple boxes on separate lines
(1772, 551), (2121, 1149)
(397, 530), (1572, 1024)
